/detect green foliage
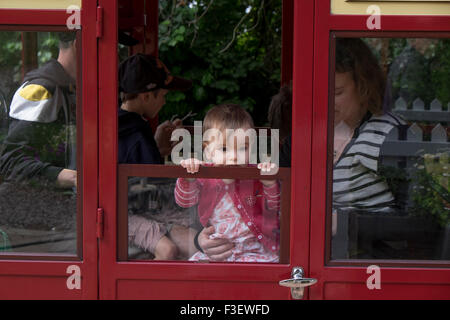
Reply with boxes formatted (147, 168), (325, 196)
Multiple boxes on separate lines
(0, 31), (60, 105)
(431, 40), (450, 107)
(37, 33), (59, 65)
(379, 165), (410, 209)
(387, 38), (450, 109)
(157, 0), (282, 126)
(0, 31), (22, 101)
(411, 152), (450, 227)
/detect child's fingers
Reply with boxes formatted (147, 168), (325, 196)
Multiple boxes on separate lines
(258, 162), (279, 175)
(194, 159), (200, 172)
(258, 162), (271, 172)
(180, 159), (193, 173)
(180, 158), (204, 173)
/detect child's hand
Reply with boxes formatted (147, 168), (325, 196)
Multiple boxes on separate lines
(180, 158), (203, 175)
(257, 162), (278, 186)
(198, 226), (234, 261)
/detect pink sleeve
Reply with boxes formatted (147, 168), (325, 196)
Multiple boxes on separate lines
(174, 178), (201, 208)
(262, 182), (281, 212)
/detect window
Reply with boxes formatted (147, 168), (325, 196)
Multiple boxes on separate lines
(117, 1), (290, 263)
(0, 30), (81, 258)
(329, 36), (450, 262)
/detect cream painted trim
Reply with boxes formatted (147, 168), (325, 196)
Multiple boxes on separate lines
(332, 0), (450, 15)
(0, 0), (81, 9)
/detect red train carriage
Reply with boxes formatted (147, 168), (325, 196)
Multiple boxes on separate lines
(0, 0), (449, 300)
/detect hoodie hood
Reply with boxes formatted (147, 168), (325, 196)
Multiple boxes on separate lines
(118, 108), (151, 136)
(118, 108), (163, 164)
(25, 59), (75, 88)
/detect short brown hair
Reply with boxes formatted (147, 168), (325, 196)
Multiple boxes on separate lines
(202, 104), (254, 149)
(203, 103), (254, 133)
(336, 38), (385, 115)
(120, 92), (139, 103)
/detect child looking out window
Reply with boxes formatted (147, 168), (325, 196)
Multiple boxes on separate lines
(174, 104), (281, 262)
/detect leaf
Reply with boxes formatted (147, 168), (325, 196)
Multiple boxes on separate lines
(194, 86), (206, 101)
(167, 91), (186, 102)
(201, 73), (214, 86)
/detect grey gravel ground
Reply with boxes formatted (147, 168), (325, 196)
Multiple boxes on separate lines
(0, 181), (77, 253)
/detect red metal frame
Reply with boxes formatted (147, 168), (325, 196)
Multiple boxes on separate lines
(97, 0), (313, 300)
(308, 0), (450, 299)
(116, 165), (291, 263)
(0, 0), (98, 299)
(0, 10), (69, 26)
(1, 0), (448, 300)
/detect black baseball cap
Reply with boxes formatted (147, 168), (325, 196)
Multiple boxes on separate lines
(119, 53), (192, 94)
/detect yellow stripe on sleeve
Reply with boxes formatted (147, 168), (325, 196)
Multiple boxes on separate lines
(19, 84), (52, 102)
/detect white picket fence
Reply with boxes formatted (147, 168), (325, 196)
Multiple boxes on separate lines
(393, 97), (450, 124)
(382, 97), (449, 166)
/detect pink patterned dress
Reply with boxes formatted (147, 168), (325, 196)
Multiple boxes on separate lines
(189, 193), (279, 263)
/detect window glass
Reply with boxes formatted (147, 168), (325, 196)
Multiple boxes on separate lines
(331, 37), (450, 261)
(122, 173), (286, 263)
(117, 1), (290, 263)
(0, 31), (80, 256)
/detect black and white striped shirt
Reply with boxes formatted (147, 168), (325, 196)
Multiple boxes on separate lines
(333, 112), (405, 213)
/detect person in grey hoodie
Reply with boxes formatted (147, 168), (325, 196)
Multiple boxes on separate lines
(0, 32), (78, 188)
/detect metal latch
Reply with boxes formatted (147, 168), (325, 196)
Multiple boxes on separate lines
(279, 267), (317, 299)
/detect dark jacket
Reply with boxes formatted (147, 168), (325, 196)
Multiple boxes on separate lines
(118, 109), (163, 164)
(0, 59), (76, 183)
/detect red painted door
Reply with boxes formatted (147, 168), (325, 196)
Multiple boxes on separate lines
(308, 1), (450, 300)
(0, 0), (98, 299)
(97, 0), (315, 300)
(97, 0), (450, 300)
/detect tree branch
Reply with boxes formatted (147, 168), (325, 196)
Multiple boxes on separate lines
(219, 1), (265, 54)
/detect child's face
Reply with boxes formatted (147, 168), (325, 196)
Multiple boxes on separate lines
(205, 128), (252, 166)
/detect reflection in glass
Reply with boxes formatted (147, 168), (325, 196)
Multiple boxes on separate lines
(0, 31), (79, 255)
(331, 38), (449, 261)
(127, 176), (282, 263)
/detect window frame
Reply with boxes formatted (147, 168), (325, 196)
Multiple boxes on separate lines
(326, 30), (450, 268)
(117, 164), (291, 263)
(0, 26), (83, 261)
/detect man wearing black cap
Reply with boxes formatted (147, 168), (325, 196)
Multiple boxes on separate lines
(118, 53), (196, 260)
(118, 53), (192, 164)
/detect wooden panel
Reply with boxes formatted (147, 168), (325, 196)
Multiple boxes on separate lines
(323, 282), (450, 300)
(0, 275), (83, 299)
(0, 0), (81, 9)
(116, 279), (289, 300)
(331, 0), (450, 15)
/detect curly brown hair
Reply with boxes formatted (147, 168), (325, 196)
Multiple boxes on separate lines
(336, 38), (385, 115)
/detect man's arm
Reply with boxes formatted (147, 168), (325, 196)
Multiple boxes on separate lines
(0, 119), (65, 183)
(0, 82), (71, 186)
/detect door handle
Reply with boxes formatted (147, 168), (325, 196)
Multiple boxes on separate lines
(279, 267), (317, 299)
